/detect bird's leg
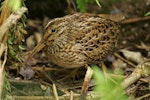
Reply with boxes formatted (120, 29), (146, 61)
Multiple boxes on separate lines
(80, 64), (93, 100)
(58, 68), (79, 82)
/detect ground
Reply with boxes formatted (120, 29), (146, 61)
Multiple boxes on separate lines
(6, 0), (150, 99)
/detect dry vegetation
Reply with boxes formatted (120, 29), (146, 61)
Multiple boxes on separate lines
(0, 0), (150, 99)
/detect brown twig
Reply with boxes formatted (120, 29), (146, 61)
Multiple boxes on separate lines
(114, 52), (136, 67)
(80, 66), (93, 100)
(121, 16), (150, 24)
(135, 93), (150, 100)
(122, 60), (150, 88)
(52, 84), (59, 100)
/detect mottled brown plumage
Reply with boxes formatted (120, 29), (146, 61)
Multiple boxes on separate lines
(31, 13), (120, 68)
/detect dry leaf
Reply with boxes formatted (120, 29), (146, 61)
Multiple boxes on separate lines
(19, 66), (35, 80)
(121, 49), (144, 64)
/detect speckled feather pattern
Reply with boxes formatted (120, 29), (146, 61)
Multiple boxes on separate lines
(41, 13), (120, 68)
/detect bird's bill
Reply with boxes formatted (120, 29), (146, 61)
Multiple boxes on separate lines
(30, 41), (45, 57)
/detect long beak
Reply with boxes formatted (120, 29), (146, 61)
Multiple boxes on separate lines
(30, 41), (45, 57)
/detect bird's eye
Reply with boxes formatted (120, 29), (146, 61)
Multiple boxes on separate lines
(51, 29), (56, 32)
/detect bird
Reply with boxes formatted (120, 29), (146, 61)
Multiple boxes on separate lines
(30, 13), (120, 68)
(28, 13), (121, 99)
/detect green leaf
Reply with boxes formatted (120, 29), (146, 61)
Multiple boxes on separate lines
(18, 45), (25, 50)
(9, 0), (21, 12)
(85, 0), (94, 3)
(76, 0), (100, 12)
(92, 66), (128, 100)
(77, 0), (87, 12)
(95, 0), (101, 7)
(145, 11), (150, 16)
(8, 46), (16, 56)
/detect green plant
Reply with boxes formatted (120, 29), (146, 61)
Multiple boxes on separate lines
(76, 0), (101, 12)
(145, 11), (150, 16)
(92, 65), (128, 100)
(9, 0), (21, 11)
(7, 0), (26, 65)
(0, 0), (26, 99)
